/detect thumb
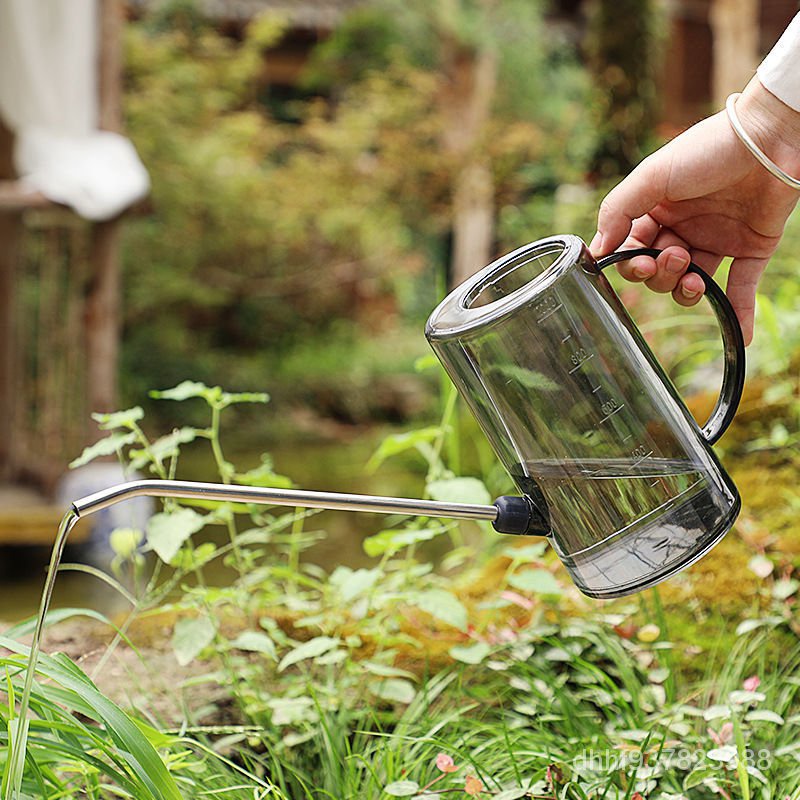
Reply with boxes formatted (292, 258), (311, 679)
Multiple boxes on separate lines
(726, 256), (769, 346)
(591, 154), (671, 257)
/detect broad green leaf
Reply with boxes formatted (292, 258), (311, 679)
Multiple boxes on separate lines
(427, 477), (491, 505)
(384, 780), (420, 796)
(267, 696), (316, 726)
(684, 765), (717, 789)
(363, 527), (443, 558)
(172, 616), (215, 666)
(502, 542), (548, 561)
(92, 406), (144, 430)
(235, 453), (293, 488)
(219, 390), (269, 407)
(450, 641), (490, 664)
(744, 709), (784, 724)
(735, 616), (783, 636)
(370, 678), (416, 704)
(146, 508), (207, 564)
(69, 432), (137, 468)
(412, 589), (467, 631)
(362, 662), (417, 680)
(702, 704), (730, 721)
(495, 790), (529, 800)
(706, 745), (737, 765)
(278, 636), (340, 672)
(367, 427), (442, 470)
(150, 380), (219, 403)
(508, 569), (562, 595)
(128, 427), (199, 470)
(413, 353), (439, 372)
(329, 566), (382, 602)
(229, 631), (277, 660)
(773, 578), (799, 600)
(109, 528), (143, 559)
(487, 364), (560, 392)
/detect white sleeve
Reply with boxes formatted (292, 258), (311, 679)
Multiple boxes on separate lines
(757, 14), (800, 112)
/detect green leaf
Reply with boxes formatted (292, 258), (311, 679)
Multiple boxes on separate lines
(363, 527), (443, 558)
(235, 453), (293, 488)
(773, 578), (799, 600)
(744, 709), (784, 724)
(384, 780), (420, 796)
(361, 662), (417, 680)
(329, 566), (382, 602)
(370, 678), (416, 704)
(128, 427), (199, 470)
(0, 635), (184, 800)
(150, 380), (220, 403)
(278, 636), (341, 672)
(502, 542), (548, 561)
(92, 406), (145, 430)
(450, 641), (490, 664)
(412, 589), (467, 631)
(427, 477), (491, 505)
(219, 390), (269, 407)
(69, 432), (137, 468)
(495, 790), (529, 800)
(172, 616), (215, 666)
(683, 765), (718, 789)
(487, 364), (560, 392)
(508, 569), (562, 595)
(229, 631), (277, 660)
(367, 427), (442, 471)
(146, 508), (207, 564)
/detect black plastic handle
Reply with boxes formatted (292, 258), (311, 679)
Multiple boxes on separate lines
(596, 248), (746, 445)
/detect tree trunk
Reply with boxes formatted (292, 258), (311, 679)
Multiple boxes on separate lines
(709, 0), (759, 109)
(587, 0), (661, 179)
(441, 42), (498, 288)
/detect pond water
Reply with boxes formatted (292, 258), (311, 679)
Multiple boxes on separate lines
(0, 429), (432, 623)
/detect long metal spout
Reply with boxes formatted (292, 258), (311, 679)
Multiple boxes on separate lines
(71, 479), (500, 523)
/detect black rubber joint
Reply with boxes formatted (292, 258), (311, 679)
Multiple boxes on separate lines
(492, 495), (547, 536)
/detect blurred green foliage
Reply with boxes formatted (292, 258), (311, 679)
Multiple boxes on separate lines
(120, 0), (594, 411)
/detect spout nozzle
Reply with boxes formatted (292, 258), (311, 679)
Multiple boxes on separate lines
(492, 495), (548, 536)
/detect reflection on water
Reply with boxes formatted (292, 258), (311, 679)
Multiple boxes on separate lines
(0, 431), (431, 622)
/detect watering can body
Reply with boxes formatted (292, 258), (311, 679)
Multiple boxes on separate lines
(426, 235), (744, 598)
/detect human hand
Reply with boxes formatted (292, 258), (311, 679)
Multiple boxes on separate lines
(590, 78), (800, 345)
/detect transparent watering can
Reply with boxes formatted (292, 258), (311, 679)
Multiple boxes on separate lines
(66, 235), (744, 600)
(426, 234), (745, 597)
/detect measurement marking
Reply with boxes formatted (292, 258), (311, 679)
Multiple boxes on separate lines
(536, 302), (563, 323)
(591, 385), (601, 393)
(561, 333), (572, 343)
(631, 450), (654, 469)
(622, 434), (632, 442)
(568, 352), (595, 374)
(598, 403), (625, 425)
(650, 480), (661, 488)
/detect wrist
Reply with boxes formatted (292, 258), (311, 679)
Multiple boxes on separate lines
(734, 78), (800, 178)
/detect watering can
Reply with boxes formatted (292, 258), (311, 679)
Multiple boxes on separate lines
(69, 235), (744, 599)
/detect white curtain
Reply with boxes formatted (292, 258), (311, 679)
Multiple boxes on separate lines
(0, 0), (149, 220)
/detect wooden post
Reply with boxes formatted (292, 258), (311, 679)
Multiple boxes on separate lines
(0, 213), (20, 480)
(709, 0), (760, 109)
(85, 0), (124, 416)
(0, 119), (19, 480)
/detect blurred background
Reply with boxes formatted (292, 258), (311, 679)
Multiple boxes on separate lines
(0, 0), (798, 616)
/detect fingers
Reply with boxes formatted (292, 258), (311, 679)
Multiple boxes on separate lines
(727, 256), (769, 346)
(590, 154), (671, 256)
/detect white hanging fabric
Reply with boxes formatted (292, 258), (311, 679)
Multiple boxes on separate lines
(0, 0), (149, 220)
